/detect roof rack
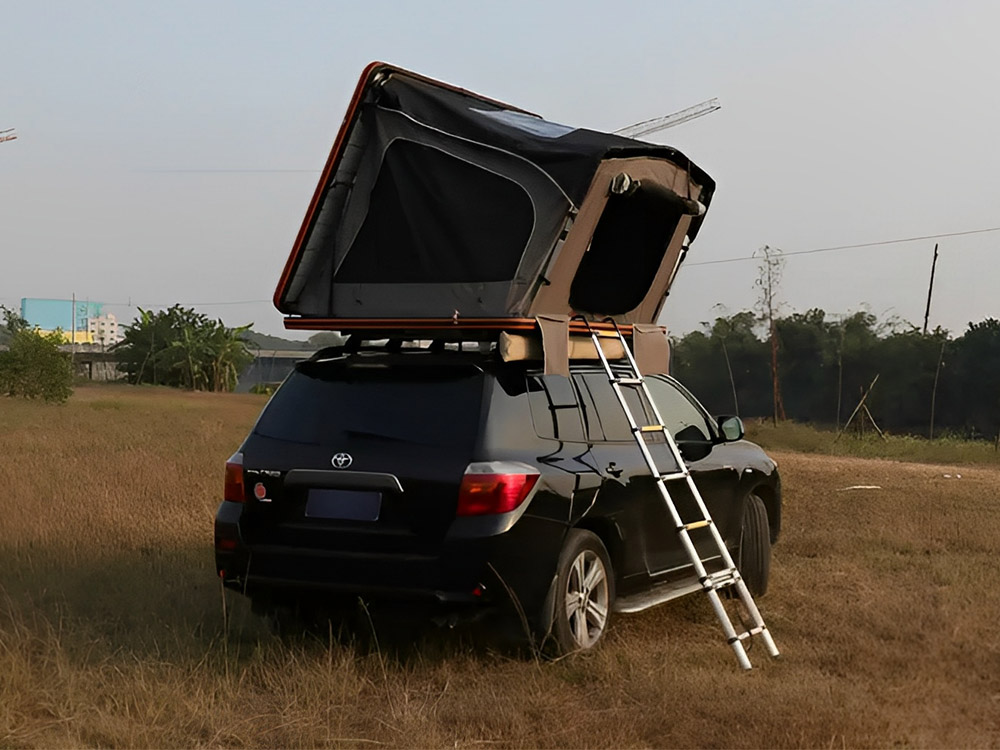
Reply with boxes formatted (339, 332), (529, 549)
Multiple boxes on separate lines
(296, 317), (670, 377)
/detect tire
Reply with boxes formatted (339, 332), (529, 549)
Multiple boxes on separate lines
(548, 529), (615, 655)
(737, 493), (771, 597)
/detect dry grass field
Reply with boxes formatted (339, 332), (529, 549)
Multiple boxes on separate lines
(2, 385), (999, 748)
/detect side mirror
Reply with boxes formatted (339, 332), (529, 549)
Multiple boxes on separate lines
(717, 415), (745, 442)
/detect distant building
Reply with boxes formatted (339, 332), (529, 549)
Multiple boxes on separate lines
(86, 313), (122, 346)
(19, 298), (123, 345)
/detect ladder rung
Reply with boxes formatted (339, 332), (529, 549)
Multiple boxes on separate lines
(699, 568), (740, 592)
(729, 626), (766, 644)
(681, 519), (712, 532)
(659, 471), (688, 482)
(636, 425), (664, 433)
(614, 377), (643, 386)
(593, 330), (621, 338)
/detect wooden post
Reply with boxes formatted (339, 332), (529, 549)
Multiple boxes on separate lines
(929, 340), (945, 440)
(835, 374), (880, 443)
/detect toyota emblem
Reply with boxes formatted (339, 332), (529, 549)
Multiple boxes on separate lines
(331, 452), (353, 469)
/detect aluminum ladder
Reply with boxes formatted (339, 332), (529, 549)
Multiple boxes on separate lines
(579, 317), (779, 669)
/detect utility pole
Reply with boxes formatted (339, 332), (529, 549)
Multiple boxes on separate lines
(71, 293), (77, 370)
(923, 243), (939, 335)
(836, 320), (845, 430)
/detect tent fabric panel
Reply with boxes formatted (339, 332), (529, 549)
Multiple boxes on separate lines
(374, 73), (715, 210)
(633, 324), (671, 375)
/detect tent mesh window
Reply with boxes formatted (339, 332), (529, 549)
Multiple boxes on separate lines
(569, 187), (683, 315)
(334, 140), (535, 284)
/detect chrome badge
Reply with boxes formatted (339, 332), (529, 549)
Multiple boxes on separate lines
(331, 452), (353, 469)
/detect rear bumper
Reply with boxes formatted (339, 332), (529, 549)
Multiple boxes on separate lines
(214, 501), (565, 618)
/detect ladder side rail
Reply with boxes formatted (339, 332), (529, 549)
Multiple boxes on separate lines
(572, 317), (778, 668)
(705, 589), (753, 669)
(577, 321), (716, 586)
(731, 579), (781, 657)
(602, 319), (746, 572)
(600, 318), (777, 663)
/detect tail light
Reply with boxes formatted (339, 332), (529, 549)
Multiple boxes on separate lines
(457, 462), (540, 516)
(224, 452), (245, 502)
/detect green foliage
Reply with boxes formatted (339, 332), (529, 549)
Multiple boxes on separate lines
(672, 311), (769, 417)
(113, 305), (254, 391)
(672, 309), (1000, 440)
(0, 306), (73, 403)
(941, 318), (1000, 438)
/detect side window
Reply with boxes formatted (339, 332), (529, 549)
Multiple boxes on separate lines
(575, 371), (648, 442)
(527, 374), (587, 442)
(645, 376), (714, 442)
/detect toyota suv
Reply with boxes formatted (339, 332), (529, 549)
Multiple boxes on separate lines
(215, 335), (780, 653)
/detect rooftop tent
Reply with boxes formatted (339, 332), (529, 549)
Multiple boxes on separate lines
(274, 63), (716, 326)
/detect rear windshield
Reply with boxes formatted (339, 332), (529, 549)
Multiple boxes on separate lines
(253, 357), (485, 448)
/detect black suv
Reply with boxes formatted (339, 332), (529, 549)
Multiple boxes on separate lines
(215, 338), (780, 653)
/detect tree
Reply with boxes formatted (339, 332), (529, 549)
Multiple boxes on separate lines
(775, 309), (841, 424)
(754, 245), (786, 424)
(671, 312), (769, 417)
(943, 319), (1000, 439)
(113, 305), (254, 391)
(0, 306), (73, 403)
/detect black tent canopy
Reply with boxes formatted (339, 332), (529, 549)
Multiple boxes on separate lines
(275, 63), (716, 327)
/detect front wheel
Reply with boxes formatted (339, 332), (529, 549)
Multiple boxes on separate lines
(737, 492), (771, 596)
(549, 529), (615, 654)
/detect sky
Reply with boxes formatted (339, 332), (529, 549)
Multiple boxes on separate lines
(2, 0), (998, 339)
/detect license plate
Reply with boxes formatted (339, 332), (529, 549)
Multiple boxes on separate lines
(305, 489), (381, 521)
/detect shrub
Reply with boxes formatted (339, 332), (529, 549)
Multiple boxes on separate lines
(0, 325), (73, 403)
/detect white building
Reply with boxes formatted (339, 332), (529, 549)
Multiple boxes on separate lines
(87, 313), (123, 346)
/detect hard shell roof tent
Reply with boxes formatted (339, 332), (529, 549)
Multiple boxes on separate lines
(274, 63), (716, 333)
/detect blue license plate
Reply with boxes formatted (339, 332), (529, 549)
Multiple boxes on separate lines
(305, 489), (381, 521)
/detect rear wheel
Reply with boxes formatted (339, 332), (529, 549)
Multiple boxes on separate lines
(549, 529), (614, 654)
(737, 493), (771, 596)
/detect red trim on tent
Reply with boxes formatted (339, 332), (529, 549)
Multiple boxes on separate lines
(283, 316), (633, 336)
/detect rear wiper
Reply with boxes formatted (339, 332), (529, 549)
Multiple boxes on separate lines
(343, 427), (411, 444)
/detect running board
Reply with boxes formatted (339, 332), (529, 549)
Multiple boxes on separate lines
(613, 578), (703, 614)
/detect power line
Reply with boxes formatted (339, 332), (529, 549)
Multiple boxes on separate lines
(102, 299), (272, 308)
(687, 225), (1000, 267)
(137, 168), (319, 174)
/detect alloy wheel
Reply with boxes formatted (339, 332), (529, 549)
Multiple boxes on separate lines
(564, 549), (609, 649)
